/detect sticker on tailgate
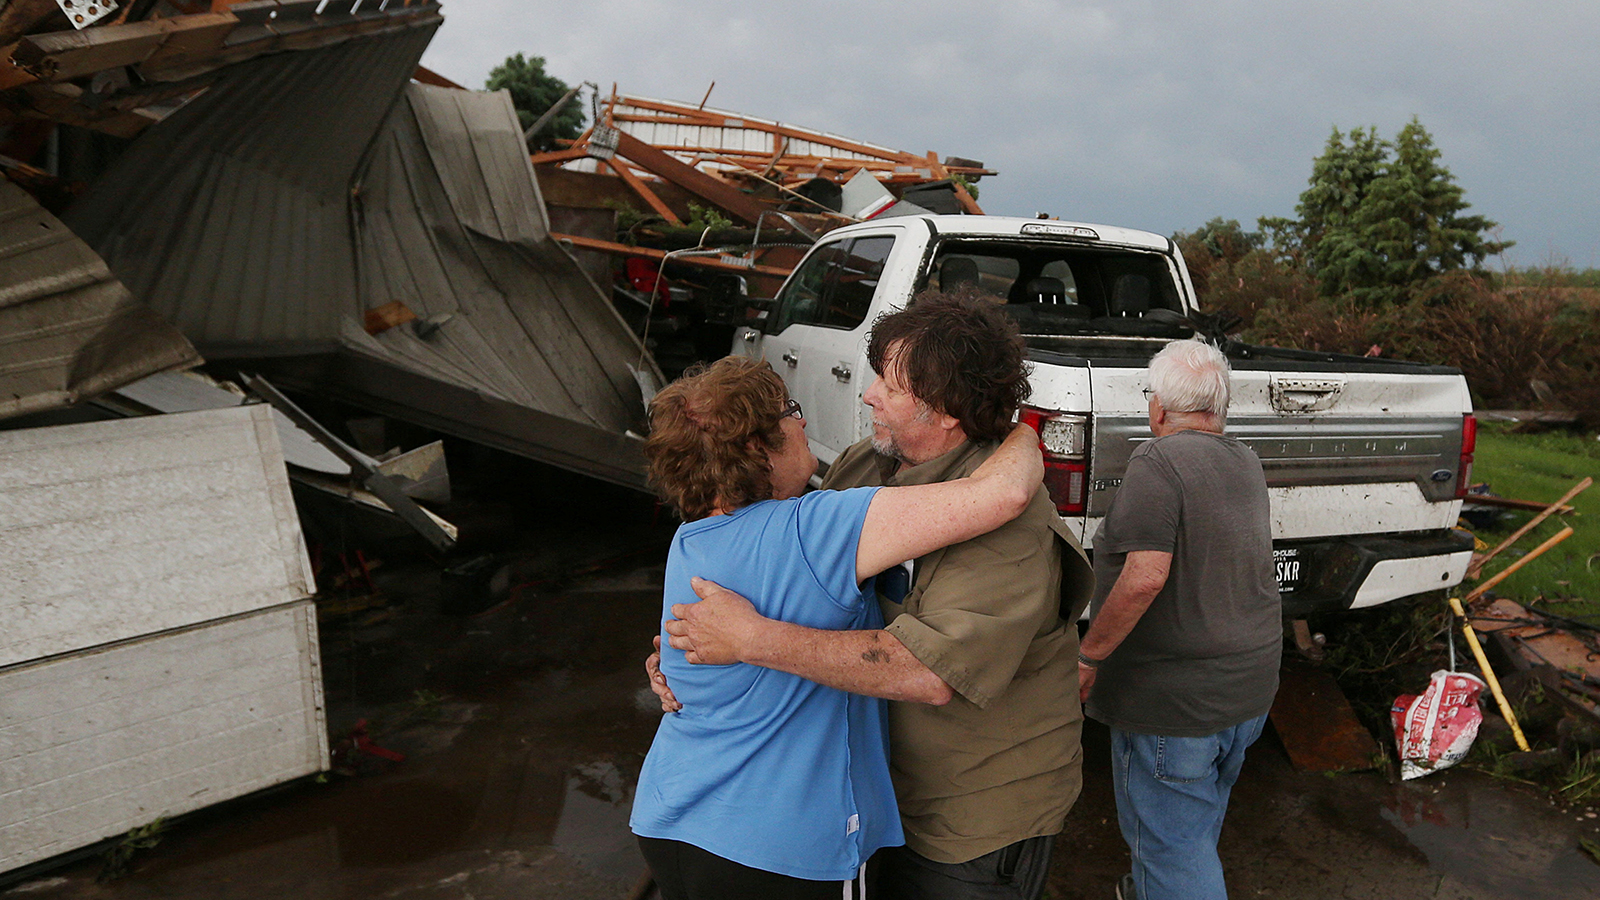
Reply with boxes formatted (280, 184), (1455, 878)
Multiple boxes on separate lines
(1275, 547), (1304, 593)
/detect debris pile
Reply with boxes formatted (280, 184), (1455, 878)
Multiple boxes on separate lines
(530, 89), (996, 376)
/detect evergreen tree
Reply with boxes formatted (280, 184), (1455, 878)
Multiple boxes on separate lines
(1267, 119), (1507, 305)
(486, 53), (585, 152)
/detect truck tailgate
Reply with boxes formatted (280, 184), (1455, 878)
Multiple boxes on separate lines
(1085, 359), (1473, 542)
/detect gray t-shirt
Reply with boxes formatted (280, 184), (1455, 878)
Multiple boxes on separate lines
(1086, 429), (1282, 737)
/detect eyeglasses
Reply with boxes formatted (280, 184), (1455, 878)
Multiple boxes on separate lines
(778, 398), (804, 421)
(1142, 388), (1156, 401)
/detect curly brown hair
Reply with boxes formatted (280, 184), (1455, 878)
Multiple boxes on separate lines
(644, 356), (790, 521)
(867, 290), (1031, 443)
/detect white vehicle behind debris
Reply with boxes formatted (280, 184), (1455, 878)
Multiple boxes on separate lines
(733, 214), (1476, 615)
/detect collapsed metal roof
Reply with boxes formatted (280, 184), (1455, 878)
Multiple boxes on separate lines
(0, 179), (198, 420)
(62, 24), (659, 487)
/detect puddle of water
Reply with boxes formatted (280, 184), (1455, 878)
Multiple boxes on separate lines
(553, 762), (640, 877)
(1381, 777), (1600, 898)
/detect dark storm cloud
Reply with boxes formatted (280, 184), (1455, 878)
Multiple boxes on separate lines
(424, 1), (1600, 266)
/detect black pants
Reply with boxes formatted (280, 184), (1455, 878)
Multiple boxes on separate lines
(638, 836), (863, 900)
(870, 835), (1054, 900)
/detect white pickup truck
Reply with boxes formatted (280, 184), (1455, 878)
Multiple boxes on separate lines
(731, 214), (1476, 616)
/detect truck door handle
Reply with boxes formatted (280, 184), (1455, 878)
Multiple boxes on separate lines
(831, 364), (852, 382)
(782, 350), (799, 367)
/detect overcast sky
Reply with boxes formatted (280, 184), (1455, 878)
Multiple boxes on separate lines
(421, 1), (1600, 269)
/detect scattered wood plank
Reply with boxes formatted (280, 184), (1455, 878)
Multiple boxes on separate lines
(1464, 525), (1574, 603)
(1468, 476), (1592, 578)
(1269, 657), (1379, 772)
(1471, 598), (1600, 723)
(1464, 493), (1575, 514)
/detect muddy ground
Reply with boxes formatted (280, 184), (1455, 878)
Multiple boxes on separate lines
(6, 464), (1600, 900)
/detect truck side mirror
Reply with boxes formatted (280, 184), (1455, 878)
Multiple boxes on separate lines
(743, 297), (775, 331)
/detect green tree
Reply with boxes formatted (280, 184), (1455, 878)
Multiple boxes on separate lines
(1266, 119), (1508, 306)
(485, 53), (585, 152)
(1174, 217), (1313, 328)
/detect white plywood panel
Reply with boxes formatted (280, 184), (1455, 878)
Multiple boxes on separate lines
(0, 406), (314, 668)
(0, 600), (328, 873)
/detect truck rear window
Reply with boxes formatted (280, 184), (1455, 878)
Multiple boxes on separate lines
(925, 241), (1189, 339)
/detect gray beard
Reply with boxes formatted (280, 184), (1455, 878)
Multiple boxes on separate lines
(871, 433), (912, 464)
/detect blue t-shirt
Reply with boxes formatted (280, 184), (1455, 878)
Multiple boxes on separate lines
(630, 486), (903, 880)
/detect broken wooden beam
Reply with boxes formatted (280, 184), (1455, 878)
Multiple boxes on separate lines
(549, 232), (794, 278)
(12, 13), (236, 81)
(612, 130), (767, 226)
(527, 146), (592, 166)
(602, 158), (681, 225)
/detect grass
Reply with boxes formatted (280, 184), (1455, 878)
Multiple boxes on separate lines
(1560, 751), (1600, 804)
(1466, 423), (1600, 621)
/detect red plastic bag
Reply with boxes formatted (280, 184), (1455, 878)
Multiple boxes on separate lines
(1390, 670), (1486, 780)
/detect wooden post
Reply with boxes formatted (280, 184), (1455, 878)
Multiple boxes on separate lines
(1450, 596), (1530, 751)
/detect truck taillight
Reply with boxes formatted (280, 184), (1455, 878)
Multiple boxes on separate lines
(1454, 413), (1477, 500)
(1019, 407), (1089, 516)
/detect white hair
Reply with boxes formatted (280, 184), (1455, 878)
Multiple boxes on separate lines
(1149, 339), (1231, 418)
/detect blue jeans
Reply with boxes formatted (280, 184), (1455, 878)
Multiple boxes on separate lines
(1110, 713), (1268, 900)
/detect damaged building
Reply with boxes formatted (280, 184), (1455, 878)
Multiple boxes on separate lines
(0, 0), (997, 879)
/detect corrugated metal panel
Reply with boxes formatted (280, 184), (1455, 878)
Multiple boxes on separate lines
(63, 24), (439, 347)
(109, 370), (349, 475)
(0, 599), (328, 874)
(343, 84), (650, 431)
(0, 404), (314, 668)
(62, 29), (657, 483)
(0, 181), (198, 421)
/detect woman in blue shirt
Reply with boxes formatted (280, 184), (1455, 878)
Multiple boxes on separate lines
(630, 356), (1041, 900)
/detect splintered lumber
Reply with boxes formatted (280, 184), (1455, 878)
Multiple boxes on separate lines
(1269, 657), (1379, 772)
(613, 130), (766, 226)
(602, 158), (681, 225)
(12, 13), (236, 81)
(549, 232), (794, 278)
(1469, 476), (1592, 578)
(1472, 598), (1600, 721)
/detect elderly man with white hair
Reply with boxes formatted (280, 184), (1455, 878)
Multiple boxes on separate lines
(1076, 338), (1282, 900)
